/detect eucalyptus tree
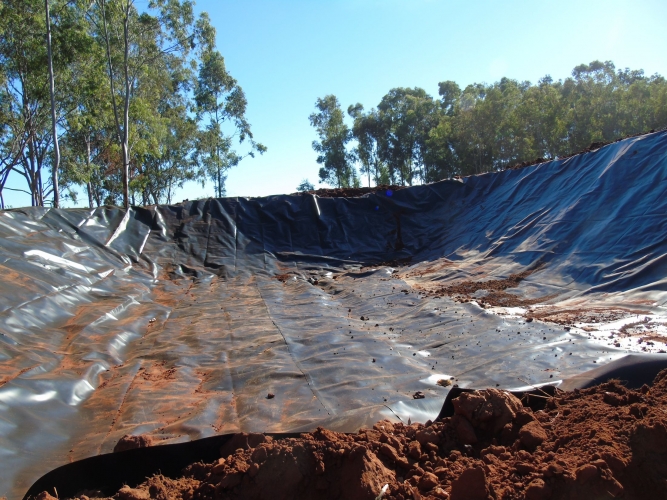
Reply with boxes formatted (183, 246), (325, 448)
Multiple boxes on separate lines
(309, 95), (355, 188)
(296, 179), (314, 192)
(348, 103), (388, 187)
(194, 20), (265, 199)
(45, 0), (60, 206)
(89, 0), (204, 207)
(376, 87), (440, 185)
(0, 0), (67, 206)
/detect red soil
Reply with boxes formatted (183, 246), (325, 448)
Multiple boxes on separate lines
(297, 185), (406, 198)
(38, 370), (667, 500)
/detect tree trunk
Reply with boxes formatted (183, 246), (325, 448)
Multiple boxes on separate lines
(87, 182), (94, 209)
(121, 0), (131, 209)
(45, 0), (59, 208)
(0, 168), (9, 210)
(100, 0), (129, 208)
(28, 131), (40, 206)
(85, 138), (93, 208)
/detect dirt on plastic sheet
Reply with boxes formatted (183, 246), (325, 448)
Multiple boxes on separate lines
(525, 307), (644, 326)
(297, 185), (406, 198)
(43, 369), (667, 500)
(420, 269), (557, 308)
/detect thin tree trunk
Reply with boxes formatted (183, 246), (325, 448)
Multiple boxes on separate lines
(45, 0), (60, 208)
(86, 138), (93, 208)
(121, 0), (131, 209)
(0, 168), (9, 210)
(166, 175), (172, 204)
(28, 132), (40, 206)
(100, 0), (128, 208)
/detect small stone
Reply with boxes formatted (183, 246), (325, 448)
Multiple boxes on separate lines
(266, 393), (275, 399)
(418, 471), (440, 491)
(519, 421), (547, 450)
(408, 440), (422, 459)
(425, 442), (439, 452)
(433, 486), (450, 498)
(379, 443), (409, 468)
(211, 458), (227, 475)
(416, 428), (440, 445)
(453, 392), (486, 421)
(524, 478), (552, 500)
(575, 464), (599, 483)
(545, 463), (564, 476)
(113, 434), (153, 453)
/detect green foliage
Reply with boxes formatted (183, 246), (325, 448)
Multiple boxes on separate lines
(194, 36), (265, 198)
(348, 103), (386, 187)
(0, 0), (263, 208)
(376, 87), (440, 184)
(296, 179), (314, 192)
(310, 95), (355, 188)
(322, 61), (667, 188)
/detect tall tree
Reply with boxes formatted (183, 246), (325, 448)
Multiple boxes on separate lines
(45, 0), (60, 207)
(0, 0), (54, 206)
(309, 95), (355, 188)
(348, 104), (388, 187)
(194, 14), (265, 198)
(376, 87), (440, 185)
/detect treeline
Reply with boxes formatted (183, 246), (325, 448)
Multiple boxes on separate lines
(309, 61), (667, 188)
(0, 0), (263, 209)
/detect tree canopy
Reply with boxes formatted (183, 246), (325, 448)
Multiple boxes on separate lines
(0, 0), (264, 209)
(311, 61), (667, 188)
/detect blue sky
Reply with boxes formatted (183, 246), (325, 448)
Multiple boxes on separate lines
(5, 0), (667, 207)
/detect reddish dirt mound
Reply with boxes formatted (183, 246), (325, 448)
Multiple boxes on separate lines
(422, 269), (557, 308)
(526, 308), (640, 325)
(42, 371), (667, 500)
(297, 185), (406, 198)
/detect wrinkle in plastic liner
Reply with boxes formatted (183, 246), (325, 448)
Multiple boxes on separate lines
(2, 131), (667, 498)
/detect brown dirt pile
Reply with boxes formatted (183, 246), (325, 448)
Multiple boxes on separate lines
(423, 270), (556, 308)
(46, 371), (667, 500)
(525, 308), (639, 326)
(297, 185), (405, 198)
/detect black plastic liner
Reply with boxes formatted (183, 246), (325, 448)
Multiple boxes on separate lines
(24, 354), (667, 500)
(3, 130), (667, 499)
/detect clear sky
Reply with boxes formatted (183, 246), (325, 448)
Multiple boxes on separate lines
(5, 0), (667, 207)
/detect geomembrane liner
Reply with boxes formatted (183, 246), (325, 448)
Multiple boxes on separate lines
(2, 130), (667, 499)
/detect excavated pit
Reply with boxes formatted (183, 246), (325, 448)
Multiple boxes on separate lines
(3, 130), (667, 499)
